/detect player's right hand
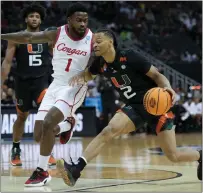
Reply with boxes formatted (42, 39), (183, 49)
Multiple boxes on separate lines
(68, 73), (85, 87)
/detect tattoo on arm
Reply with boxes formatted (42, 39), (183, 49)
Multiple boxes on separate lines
(1, 30), (57, 44)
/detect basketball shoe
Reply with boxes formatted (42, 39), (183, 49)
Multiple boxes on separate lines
(59, 117), (75, 144)
(11, 147), (22, 166)
(48, 154), (56, 166)
(56, 158), (80, 186)
(24, 167), (51, 187)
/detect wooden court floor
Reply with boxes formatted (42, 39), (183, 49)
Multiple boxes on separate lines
(1, 133), (202, 192)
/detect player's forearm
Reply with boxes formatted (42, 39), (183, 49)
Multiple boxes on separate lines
(1, 32), (32, 43)
(83, 70), (95, 82)
(154, 73), (172, 89)
(1, 31), (49, 44)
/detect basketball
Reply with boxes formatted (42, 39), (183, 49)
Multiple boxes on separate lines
(143, 87), (172, 116)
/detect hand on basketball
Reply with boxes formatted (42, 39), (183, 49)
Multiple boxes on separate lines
(163, 87), (176, 106)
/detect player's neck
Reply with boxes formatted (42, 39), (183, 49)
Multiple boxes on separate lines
(26, 27), (40, 32)
(68, 27), (82, 40)
(103, 47), (116, 64)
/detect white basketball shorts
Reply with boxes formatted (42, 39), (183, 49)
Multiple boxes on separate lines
(35, 79), (87, 120)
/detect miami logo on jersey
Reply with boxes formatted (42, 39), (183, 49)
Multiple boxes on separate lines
(111, 74), (131, 89)
(27, 44), (43, 54)
(111, 75), (136, 99)
(27, 44), (43, 66)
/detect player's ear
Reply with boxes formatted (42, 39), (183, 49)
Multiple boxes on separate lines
(109, 39), (113, 48)
(25, 18), (28, 23)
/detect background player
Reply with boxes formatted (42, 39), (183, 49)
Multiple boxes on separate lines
(1, 4), (56, 167)
(56, 29), (202, 186)
(1, 3), (95, 187)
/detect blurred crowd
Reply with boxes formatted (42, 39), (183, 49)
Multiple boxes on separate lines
(101, 1), (202, 63)
(1, 1), (202, 134)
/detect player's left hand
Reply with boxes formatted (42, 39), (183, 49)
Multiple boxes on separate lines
(163, 87), (176, 106)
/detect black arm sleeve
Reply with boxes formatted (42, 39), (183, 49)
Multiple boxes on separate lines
(127, 49), (152, 74)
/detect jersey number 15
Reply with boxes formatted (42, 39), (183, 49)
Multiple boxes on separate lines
(27, 44), (43, 66)
(29, 55), (42, 66)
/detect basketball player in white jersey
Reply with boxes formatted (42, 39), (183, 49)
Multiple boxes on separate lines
(1, 3), (95, 186)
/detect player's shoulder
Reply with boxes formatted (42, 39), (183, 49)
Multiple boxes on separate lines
(44, 26), (58, 31)
(117, 48), (135, 56)
(88, 28), (93, 34)
(116, 48), (136, 61)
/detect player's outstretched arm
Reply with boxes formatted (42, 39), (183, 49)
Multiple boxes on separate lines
(1, 29), (57, 44)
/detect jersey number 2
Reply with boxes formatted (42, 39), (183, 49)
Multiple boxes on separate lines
(29, 55), (42, 66)
(65, 58), (72, 72)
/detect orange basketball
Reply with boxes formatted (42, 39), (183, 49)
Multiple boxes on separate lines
(143, 87), (172, 116)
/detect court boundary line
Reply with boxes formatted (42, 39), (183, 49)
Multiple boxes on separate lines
(63, 170), (182, 192)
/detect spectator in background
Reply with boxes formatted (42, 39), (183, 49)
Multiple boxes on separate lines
(6, 88), (15, 105)
(98, 77), (119, 130)
(193, 97), (202, 126)
(1, 91), (8, 105)
(181, 96), (202, 132)
(1, 88), (15, 105)
(85, 80), (102, 118)
(179, 12), (197, 31)
(86, 80), (100, 98)
(181, 51), (198, 63)
(145, 8), (155, 23)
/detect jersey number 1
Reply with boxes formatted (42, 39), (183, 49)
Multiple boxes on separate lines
(65, 58), (72, 72)
(29, 55), (42, 66)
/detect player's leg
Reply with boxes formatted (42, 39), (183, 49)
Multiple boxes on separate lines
(155, 111), (202, 180)
(25, 84), (87, 187)
(56, 105), (143, 186)
(33, 75), (56, 166)
(56, 84), (88, 144)
(38, 85), (87, 170)
(11, 78), (31, 166)
(11, 106), (29, 166)
(25, 81), (59, 187)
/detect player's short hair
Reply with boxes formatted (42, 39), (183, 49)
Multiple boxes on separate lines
(96, 28), (118, 49)
(22, 4), (46, 21)
(66, 2), (88, 18)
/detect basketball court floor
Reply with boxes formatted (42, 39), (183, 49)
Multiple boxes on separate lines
(1, 133), (202, 192)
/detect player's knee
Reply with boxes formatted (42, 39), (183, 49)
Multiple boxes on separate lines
(101, 124), (122, 141)
(165, 151), (179, 162)
(17, 113), (28, 122)
(43, 116), (53, 133)
(100, 125), (113, 142)
(33, 121), (43, 142)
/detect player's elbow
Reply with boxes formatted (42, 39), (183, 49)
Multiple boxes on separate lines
(24, 32), (33, 42)
(152, 72), (165, 85)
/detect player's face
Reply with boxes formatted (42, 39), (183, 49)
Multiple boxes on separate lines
(26, 12), (41, 30)
(93, 33), (112, 56)
(69, 12), (88, 37)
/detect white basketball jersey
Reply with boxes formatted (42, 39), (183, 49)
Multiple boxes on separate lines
(52, 25), (93, 84)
